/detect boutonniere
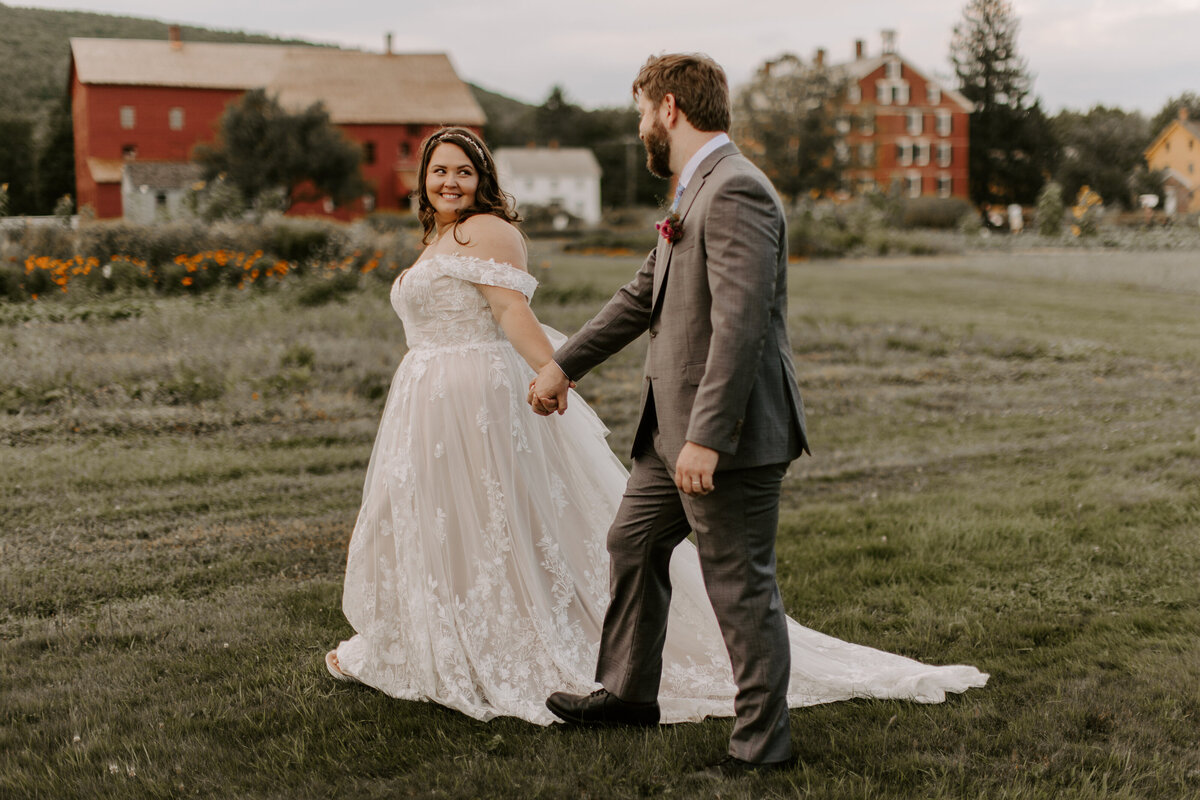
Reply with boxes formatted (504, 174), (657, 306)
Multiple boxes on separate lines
(655, 212), (683, 244)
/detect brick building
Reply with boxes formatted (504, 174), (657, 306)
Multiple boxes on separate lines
(832, 31), (973, 200)
(68, 30), (485, 219)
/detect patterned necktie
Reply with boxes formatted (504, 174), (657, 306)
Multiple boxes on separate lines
(671, 182), (685, 213)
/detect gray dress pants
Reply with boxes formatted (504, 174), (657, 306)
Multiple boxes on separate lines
(595, 430), (792, 764)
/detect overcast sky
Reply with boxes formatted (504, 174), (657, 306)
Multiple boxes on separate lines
(17, 0), (1200, 115)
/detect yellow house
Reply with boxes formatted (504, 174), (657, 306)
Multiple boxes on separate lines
(1144, 108), (1200, 214)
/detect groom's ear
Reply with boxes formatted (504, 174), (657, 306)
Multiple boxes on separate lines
(661, 93), (678, 125)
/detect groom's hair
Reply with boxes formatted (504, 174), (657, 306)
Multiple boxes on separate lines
(632, 53), (730, 133)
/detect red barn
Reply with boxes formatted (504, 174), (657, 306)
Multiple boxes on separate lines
(68, 30), (486, 219)
(833, 31), (973, 200)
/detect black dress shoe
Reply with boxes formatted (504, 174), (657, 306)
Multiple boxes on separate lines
(693, 753), (797, 779)
(545, 688), (660, 727)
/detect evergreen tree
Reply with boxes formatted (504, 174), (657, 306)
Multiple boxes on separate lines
(194, 89), (365, 210)
(950, 0), (1058, 205)
(0, 116), (37, 215)
(1149, 91), (1200, 137)
(35, 101), (76, 215)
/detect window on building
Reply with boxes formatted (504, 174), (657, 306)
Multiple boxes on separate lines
(363, 141), (377, 165)
(938, 142), (952, 167)
(119, 106), (136, 130)
(876, 82), (891, 105)
(847, 85), (861, 104)
(895, 84), (910, 105)
(916, 141), (930, 166)
(858, 142), (875, 166)
(927, 84), (942, 105)
(860, 111), (875, 135)
(155, 191), (168, 209)
(896, 139), (912, 167)
(399, 141), (412, 159)
(168, 107), (184, 131)
(835, 141), (850, 163)
(906, 172), (922, 197)
(907, 110), (923, 135)
(836, 117), (851, 135)
(937, 110), (952, 136)
(938, 174), (952, 197)
(886, 59), (901, 79)
(122, 144), (138, 159)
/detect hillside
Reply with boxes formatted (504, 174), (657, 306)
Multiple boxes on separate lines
(0, 3), (326, 133)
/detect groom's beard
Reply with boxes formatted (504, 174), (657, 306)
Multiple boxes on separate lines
(643, 118), (672, 179)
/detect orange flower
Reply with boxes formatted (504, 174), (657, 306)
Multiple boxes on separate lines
(174, 254), (188, 265)
(182, 276), (193, 286)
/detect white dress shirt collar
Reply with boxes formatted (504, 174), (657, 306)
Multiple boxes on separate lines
(676, 132), (731, 197)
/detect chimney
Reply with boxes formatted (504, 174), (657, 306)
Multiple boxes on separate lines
(881, 29), (896, 55)
(815, 48), (826, 68)
(855, 39), (865, 60)
(385, 32), (393, 55)
(1181, 107), (1190, 121)
(168, 25), (182, 50)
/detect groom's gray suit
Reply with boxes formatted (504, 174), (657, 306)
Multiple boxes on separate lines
(554, 141), (808, 763)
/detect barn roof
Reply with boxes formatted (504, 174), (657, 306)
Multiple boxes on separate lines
(494, 147), (602, 178)
(69, 39), (486, 126)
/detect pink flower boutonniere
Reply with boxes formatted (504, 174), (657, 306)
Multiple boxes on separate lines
(655, 212), (683, 244)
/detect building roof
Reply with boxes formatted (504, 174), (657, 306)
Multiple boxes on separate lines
(123, 161), (204, 190)
(494, 147), (602, 178)
(87, 157), (125, 184)
(1143, 115), (1200, 160)
(835, 53), (975, 113)
(69, 39), (485, 126)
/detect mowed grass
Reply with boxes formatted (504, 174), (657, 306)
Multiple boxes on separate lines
(2, 245), (1199, 799)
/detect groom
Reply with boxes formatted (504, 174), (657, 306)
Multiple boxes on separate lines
(529, 53), (808, 775)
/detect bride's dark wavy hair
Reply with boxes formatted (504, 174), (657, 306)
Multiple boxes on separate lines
(414, 127), (521, 245)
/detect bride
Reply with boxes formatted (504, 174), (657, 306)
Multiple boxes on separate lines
(325, 126), (986, 726)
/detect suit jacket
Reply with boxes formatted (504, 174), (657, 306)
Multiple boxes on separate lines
(555, 142), (808, 472)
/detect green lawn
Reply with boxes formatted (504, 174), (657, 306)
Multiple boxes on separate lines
(2, 247), (1199, 799)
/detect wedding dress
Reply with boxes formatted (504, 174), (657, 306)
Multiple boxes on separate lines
(333, 253), (987, 724)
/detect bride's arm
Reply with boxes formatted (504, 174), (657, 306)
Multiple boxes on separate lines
(456, 216), (557, 374)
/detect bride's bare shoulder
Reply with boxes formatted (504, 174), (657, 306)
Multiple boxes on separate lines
(456, 214), (527, 270)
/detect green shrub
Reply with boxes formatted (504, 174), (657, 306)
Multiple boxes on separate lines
(897, 197), (972, 230)
(268, 218), (351, 267)
(362, 211), (419, 234)
(1036, 181), (1065, 236)
(296, 269), (360, 306)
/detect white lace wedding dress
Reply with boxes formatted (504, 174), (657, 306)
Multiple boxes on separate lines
(333, 253), (987, 724)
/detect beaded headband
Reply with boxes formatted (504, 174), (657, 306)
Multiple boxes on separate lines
(432, 132), (488, 165)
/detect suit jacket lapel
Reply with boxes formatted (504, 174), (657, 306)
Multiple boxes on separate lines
(650, 142), (740, 314)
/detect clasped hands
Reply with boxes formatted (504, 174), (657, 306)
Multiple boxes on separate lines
(526, 362), (718, 497)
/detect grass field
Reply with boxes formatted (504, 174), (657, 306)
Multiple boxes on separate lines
(2, 245), (1199, 799)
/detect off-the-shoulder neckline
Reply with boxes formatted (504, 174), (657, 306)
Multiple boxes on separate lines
(413, 252), (532, 274)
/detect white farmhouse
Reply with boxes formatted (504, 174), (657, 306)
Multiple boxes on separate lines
(494, 146), (602, 225)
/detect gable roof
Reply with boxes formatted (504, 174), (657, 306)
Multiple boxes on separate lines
(834, 53), (974, 113)
(1144, 116), (1200, 160)
(494, 148), (602, 178)
(69, 39), (485, 126)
